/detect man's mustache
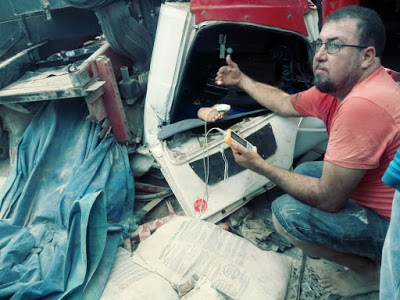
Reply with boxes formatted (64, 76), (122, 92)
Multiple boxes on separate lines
(314, 64), (328, 72)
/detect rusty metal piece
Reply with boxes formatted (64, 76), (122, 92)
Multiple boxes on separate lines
(135, 182), (169, 193)
(95, 55), (131, 142)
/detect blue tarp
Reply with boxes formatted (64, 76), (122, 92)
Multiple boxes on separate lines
(0, 99), (134, 299)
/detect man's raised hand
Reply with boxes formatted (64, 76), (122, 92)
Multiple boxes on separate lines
(215, 55), (242, 86)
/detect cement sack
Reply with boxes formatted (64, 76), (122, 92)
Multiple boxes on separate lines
(131, 216), (292, 300)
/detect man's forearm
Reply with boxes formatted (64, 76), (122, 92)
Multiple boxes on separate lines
(237, 75), (297, 116)
(251, 159), (333, 211)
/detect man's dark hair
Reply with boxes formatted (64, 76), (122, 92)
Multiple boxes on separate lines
(325, 5), (386, 58)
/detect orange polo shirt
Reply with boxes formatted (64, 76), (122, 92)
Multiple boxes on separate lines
(291, 66), (400, 220)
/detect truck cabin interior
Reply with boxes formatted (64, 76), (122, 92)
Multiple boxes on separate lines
(169, 22), (314, 124)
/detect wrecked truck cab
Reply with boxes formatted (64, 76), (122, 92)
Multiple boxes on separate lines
(143, 1), (328, 222)
(0, 0), (328, 223)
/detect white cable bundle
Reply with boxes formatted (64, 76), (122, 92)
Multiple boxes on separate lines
(200, 108), (230, 209)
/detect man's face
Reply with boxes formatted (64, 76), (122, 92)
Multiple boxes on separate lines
(313, 18), (364, 98)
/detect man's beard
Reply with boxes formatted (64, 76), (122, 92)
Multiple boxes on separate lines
(314, 74), (336, 94)
(313, 60), (361, 96)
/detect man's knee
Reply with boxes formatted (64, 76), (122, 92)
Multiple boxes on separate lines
(271, 198), (309, 248)
(271, 194), (314, 244)
(272, 213), (285, 236)
(272, 195), (301, 236)
(294, 160), (323, 177)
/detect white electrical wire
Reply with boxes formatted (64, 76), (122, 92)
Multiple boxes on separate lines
(200, 109), (230, 213)
(220, 144), (229, 181)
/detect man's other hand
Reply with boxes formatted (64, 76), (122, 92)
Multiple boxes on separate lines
(230, 140), (264, 172)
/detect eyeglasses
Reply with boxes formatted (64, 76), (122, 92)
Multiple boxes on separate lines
(312, 40), (368, 54)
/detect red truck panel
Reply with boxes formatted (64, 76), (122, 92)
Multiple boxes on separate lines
(322, 0), (360, 24)
(190, 0), (310, 36)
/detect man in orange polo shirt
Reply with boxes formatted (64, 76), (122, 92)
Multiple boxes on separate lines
(215, 5), (400, 297)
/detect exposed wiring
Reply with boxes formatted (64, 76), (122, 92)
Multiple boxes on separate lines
(199, 109), (229, 215)
(220, 144), (229, 181)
